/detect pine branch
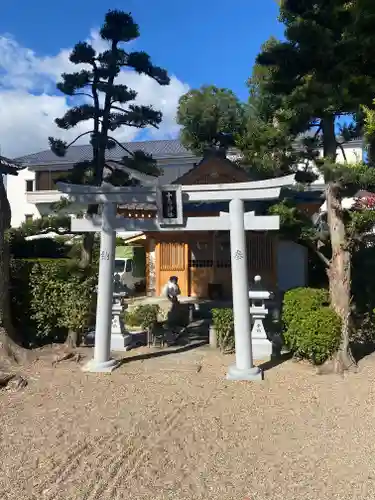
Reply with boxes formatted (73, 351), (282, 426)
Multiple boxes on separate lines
(108, 105), (162, 130)
(48, 132), (94, 157)
(307, 241), (331, 267)
(109, 85), (137, 104)
(67, 131), (95, 148)
(74, 92), (94, 99)
(106, 135), (134, 156)
(111, 105), (128, 113)
(69, 42), (96, 65)
(100, 10), (140, 43)
(126, 51), (170, 85)
(57, 71), (93, 95)
(338, 142), (348, 163)
(55, 105), (98, 130)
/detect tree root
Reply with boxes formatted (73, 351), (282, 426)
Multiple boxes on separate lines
(316, 349), (358, 375)
(0, 327), (30, 367)
(0, 373), (27, 391)
(51, 351), (84, 367)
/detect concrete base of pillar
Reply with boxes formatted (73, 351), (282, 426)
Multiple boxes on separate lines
(110, 333), (132, 352)
(209, 324), (217, 348)
(252, 338), (273, 361)
(82, 358), (120, 373)
(226, 364), (263, 381)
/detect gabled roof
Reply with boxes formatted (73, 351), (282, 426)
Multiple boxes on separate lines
(106, 160), (195, 186)
(14, 139), (192, 165)
(0, 156), (24, 175)
(173, 149), (251, 185)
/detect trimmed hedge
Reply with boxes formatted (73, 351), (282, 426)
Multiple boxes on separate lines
(10, 259), (97, 346)
(282, 287), (329, 329)
(125, 304), (160, 330)
(212, 308), (234, 353)
(282, 287), (341, 365)
(285, 307), (341, 364)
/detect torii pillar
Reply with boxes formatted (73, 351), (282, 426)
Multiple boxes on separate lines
(83, 202), (119, 372)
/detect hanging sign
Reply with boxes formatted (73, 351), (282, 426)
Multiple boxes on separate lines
(156, 185), (183, 225)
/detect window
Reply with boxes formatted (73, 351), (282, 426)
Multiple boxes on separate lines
(25, 180), (34, 192)
(114, 260), (125, 273)
(35, 170), (67, 191)
(25, 214), (33, 223)
(125, 259), (133, 273)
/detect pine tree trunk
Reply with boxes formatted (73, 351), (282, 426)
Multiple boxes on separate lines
(80, 233), (95, 268)
(0, 176), (27, 368)
(79, 204), (98, 268)
(326, 184), (354, 370)
(65, 330), (79, 349)
(322, 116), (354, 371)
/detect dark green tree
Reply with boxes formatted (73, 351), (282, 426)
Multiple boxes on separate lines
(0, 157), (28, 369)
(49, 9), (170, 265)
(176, 85), (245, 155)
(236, 37), (316, 179)
(254, 0), (375, 370)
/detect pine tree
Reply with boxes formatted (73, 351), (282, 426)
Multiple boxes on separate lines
(254, 0), (375, 370)
(49, 9), (170, 265)
(236, 37), (315, 180)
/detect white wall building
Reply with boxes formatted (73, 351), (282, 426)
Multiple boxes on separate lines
(7, 139), (197, 228)
(6, 137), (364, 228)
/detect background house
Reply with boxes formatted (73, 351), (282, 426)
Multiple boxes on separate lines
(7, 137), (364, 227)
(5, 137), (364, 297)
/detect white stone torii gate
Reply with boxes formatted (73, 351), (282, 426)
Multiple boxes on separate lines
(57, 174), (295, 381)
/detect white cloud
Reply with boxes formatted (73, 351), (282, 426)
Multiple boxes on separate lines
(0, 30), (189, 158)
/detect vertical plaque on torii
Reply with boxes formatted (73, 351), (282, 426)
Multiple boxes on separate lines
(156, 185), (183, 225)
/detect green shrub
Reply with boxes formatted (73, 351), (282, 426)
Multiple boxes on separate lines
(284, 306), (341, 364)
(10, 258), (97, 346)
(282, 287), (329, 329)
(212, 308), (234, 353)
(125, 304), (160, 330)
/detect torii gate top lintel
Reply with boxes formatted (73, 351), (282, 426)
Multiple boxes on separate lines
(56, 174), (296, 205)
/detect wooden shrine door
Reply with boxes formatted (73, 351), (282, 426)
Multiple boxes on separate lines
(156, 241), (189, 296)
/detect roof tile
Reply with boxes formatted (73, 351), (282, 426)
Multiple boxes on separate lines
(14, 139), (191, 165)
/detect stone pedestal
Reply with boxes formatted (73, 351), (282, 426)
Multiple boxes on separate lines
(209, 324), (217, 348)
(110, 301), (132, 352)
(251, 316), (272, 361)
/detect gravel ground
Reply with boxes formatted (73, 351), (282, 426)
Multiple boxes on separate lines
(1, 346), (375, 500)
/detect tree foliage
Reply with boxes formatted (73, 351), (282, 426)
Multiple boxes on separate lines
(177, 85), (245, 154)
(243, 0), (375, 370)
(49, 10), (170, 264)
(10, 259), (96, 347)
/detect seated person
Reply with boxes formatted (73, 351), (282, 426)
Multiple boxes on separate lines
(162, 276), (181, 303)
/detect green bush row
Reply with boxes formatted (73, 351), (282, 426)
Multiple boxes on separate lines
(10, 259), (97, 346)
(212, 287), (342, 365)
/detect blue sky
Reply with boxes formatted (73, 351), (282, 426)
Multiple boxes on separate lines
(0, 1), (284, 158)
(0, 0), (283, 101)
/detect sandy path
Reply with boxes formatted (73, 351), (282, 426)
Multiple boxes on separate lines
(1, 347), (375, 499)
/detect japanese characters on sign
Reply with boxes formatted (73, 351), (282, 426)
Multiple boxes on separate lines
(157, 185), (183, 225)
(161, 190), (177, 219)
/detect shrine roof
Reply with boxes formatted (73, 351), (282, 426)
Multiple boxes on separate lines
(14, 139), (193, 166)
(0, 156), (24, 175)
